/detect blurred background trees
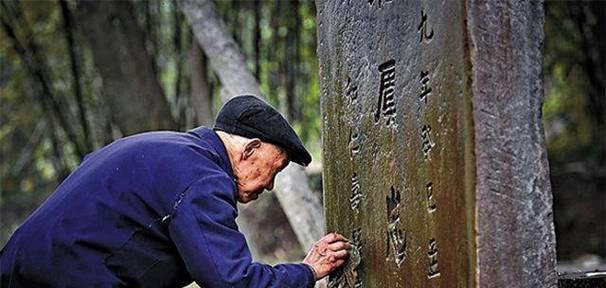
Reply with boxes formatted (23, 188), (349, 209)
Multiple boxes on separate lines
(0, 0), (603, 265)
(0, 0), (322, 263)
(544, 1), (605, 263)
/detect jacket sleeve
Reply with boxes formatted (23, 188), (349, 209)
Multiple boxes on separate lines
(168, 175), (315, 288)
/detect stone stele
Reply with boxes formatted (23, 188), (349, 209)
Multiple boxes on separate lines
(317, 0), (557, 287)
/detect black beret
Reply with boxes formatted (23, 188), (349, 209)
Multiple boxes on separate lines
(214, 95), (312, 166)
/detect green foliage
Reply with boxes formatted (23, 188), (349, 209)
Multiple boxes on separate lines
(543, 1), (605, 164)
(215, 0), (322, 156)
(544, 64), (591, 154)
(0, 0), (323, 247)
(1, 0), (602, 261)
(543, 1), (605, 260)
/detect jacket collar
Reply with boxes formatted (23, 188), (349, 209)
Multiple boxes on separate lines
(188, 126), (235, 182)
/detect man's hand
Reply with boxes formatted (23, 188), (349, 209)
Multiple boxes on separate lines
(303, 232), (351, 280)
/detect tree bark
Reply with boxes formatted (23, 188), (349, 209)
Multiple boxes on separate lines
(76, 0), (176, 135)
(190, 39), (214, 126)
(144, 1), (159, 76)
(253, 0), (261, 79)
(60, 0), (92, 152)
(179, 0), (262, 104)
(179, 0), (324, 253)
(173, 4), (185, 128)
(10, 120), (47, 179)
(284, 0), (299, 122)
(0, 1), (85, 159)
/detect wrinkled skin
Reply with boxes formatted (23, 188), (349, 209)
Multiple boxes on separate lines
(219, 132), (350, 279)
(303, 233), (351, 280)
(228, 138), (289, 203)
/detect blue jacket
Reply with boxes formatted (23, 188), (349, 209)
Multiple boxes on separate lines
(0, 127), (315, 288)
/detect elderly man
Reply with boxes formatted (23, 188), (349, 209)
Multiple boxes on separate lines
(0, 95), (349, 287)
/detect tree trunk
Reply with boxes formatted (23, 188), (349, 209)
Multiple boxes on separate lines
(144, 1), (159, 76)
(10, 120), (47, 179)
(253, 0), (261, 79)
(60, 0), (92, 152)
(284, 0), (299, 122)
(179, 0), (262, 104)
(76, 0), (176, 135)
(179, 0), (324, 254)
(173, 4), (186, 129)
(190, 39), (214, 126)
(0, 1), (85, 159)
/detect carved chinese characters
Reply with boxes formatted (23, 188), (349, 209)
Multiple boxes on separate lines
(417, 10), (434, 43)
(425, 182), (436, 213)
(368, 0), (392, 8)
(319, 0), (556, 286)
(416, 8), (441, 280)
(386, 187), (406, 267)
(427, 238), (440, 278)
(421, 125), (435, 159)
(375, 60), (397, 128)
(418, 71), (432, 106)
(350, 173), (362, 212)
(319, 0), (490, 287)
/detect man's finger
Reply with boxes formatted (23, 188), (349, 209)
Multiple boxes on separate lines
(322, 232), (346, 243)
(332, 259), (346, 269)
(328, 241), (350, 251)
(332, 249), (349, 259)
(320, 232), (337, 242)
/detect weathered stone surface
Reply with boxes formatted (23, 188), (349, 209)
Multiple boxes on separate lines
(316, 0), (556, 287)
(467, 1), (557, 287)
(328, 245), (362, 288)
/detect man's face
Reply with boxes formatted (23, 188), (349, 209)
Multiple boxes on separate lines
(235, 141), (289, 203)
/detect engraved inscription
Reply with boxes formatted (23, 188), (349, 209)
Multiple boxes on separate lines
(351, 228), (363, 288)
(419, 70), (432, 105)
(350, 173), (363, 212)
(329, 229), (363, 288)
(349, 126), (361, 156)
(386, 186), (406, 267)
(345, 76), (359, 104)
(417, 9), (434, 43)
(375, 60), (397, 127)
(368, 0), (392, 8)
(387, 223), (407, 267)
(352, 228), (363, 251)
(386, 186), (401, 223)
(427, 238), (440, 279)
(421, 125), (435, 159)
(328, 243), (362, 288)
(426, 182), (437, 213)
(387, 224), (406, 267)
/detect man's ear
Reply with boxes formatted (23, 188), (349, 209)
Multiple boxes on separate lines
(243, 139), (262, 160)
